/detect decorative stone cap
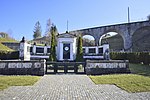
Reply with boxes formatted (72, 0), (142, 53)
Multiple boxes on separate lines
(86, 60), (129, 63)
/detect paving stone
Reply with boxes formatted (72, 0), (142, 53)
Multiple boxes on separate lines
(0, 75), (150, 100)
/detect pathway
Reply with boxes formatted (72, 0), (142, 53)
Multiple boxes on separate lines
(0, 75), (150, 100)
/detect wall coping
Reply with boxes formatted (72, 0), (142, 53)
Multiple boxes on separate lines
(86, 60), (129, 63)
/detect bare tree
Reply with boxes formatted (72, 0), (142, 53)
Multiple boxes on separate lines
(45, 18), (52, 37)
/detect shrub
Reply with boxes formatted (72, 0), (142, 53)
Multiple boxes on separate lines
(142, 52), (150, 65)
(76, 36), (83, 62)
(110, 52), (150, 65)
(0, 51), (19, 60)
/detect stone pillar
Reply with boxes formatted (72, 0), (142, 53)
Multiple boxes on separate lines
(19, 37), (30, 61)
(121, 28), (132, 51)
(19, 41), (25, 60)
(95, 39), (99, 46)
(96, 46), (98, 54)
(103, 44), (109, 53)
(124, 36), (132, 51)
(59, 42), (63, 60)
(70, 43), (73, 60)
(33, 44), (36, 54)
(85, 47), (88, 54)
(103, 44), (110, 60)
(44, 45), (47, 55)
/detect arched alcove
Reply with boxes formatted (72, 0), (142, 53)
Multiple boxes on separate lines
(100, 32), (124, 52)
(132, 26), (150, 52)
(82, 35), (95, 46)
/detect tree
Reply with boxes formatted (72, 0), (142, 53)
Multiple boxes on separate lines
(83, 38), (95, 46)
(147, 15), (150, 21)
(33, 21), (42, 39)
(45, 18), (52, 37)
(49, 25), (57, 61)
(76, 35), (83, 62)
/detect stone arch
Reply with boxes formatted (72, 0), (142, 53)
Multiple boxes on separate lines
(132, 26), (150, 52)
(82, 35), (96, 46)
(100, 29), (124, 51)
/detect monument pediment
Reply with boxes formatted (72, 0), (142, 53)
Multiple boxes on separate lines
(58, 33), (76, 38)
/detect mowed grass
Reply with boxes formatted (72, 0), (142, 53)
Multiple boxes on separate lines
(0, 76), (41, 90)
(90, 64), (150, 93)
(90, 74), (150, 92)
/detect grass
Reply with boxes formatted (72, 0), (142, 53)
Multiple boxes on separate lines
(90, 63), (150, 93)
(0, 76), (41, 90)
(0, 37), (18, 43)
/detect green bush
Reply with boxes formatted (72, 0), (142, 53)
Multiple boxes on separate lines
(110, 52), (150, 65)
(110, 52), (127, 60)
(0, 51), (19, 60)
(76, 36), (83, 62)
(142, 52), (150, 65)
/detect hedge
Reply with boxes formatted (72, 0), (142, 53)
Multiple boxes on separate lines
(110, 52), (150, 65)
(0, 51), (19, 60)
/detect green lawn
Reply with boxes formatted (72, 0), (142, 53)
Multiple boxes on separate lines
(0, 76), (41, 90)
(90, 63), (150, 93)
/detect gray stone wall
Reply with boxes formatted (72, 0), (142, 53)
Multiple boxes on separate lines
(2, 42), (20, 51)
(85, 60), (130, 75)
(70, 20), (150, 51)
(0, 60), (45, 76)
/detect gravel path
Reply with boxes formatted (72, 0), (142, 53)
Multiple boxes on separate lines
(0, 75), (150, 100)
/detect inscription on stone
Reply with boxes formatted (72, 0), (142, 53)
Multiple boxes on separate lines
(87, 63), (126, 68)
(8, 63), (17, 68)
(34, 63), (41, 68)
(8, 63), (32, 68)
(16, 63), (22, 68)
(0, 61), (45, 76)
(22, 63), (32, 68)
(0, 63), (6, 68)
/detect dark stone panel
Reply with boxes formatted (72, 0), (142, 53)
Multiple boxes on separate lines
(85, 60), (130, 75)
(0, 60), (45, 76)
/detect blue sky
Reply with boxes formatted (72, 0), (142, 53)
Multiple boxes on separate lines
(0, 0), (150, 40)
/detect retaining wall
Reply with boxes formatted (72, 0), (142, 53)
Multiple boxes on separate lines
(0, 60), (45, 76)
(85, 60), (130, 75)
